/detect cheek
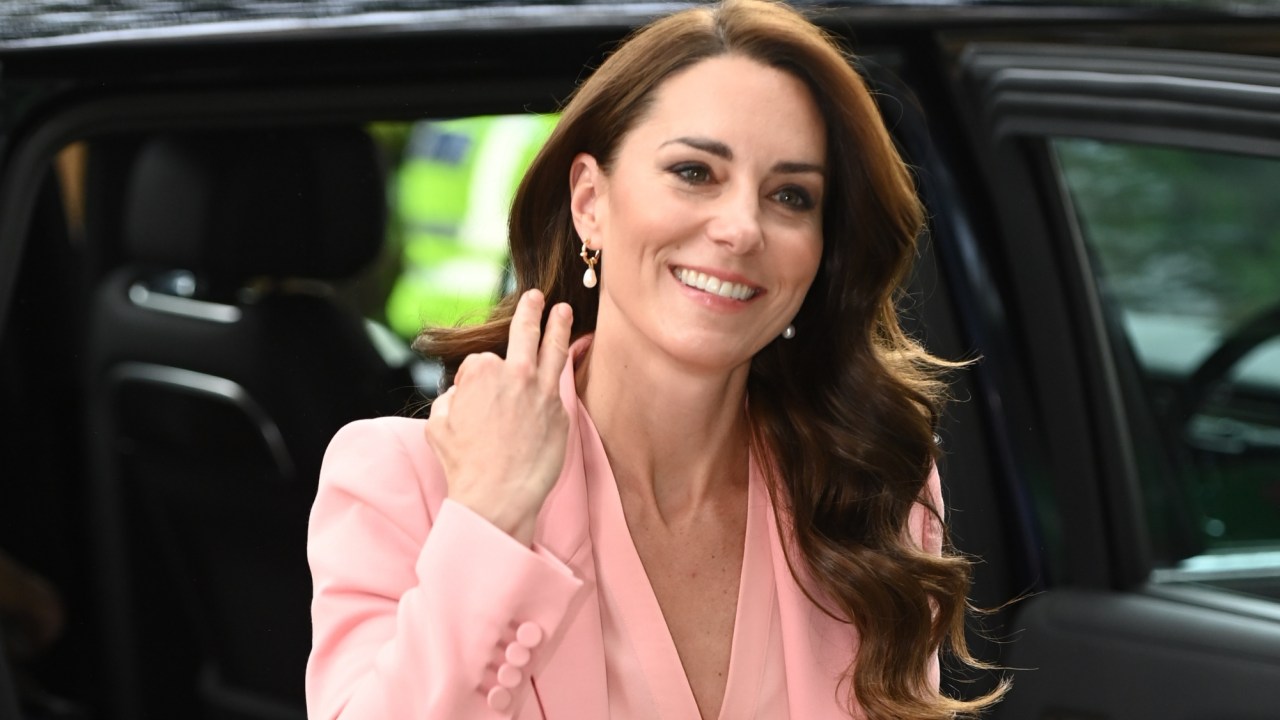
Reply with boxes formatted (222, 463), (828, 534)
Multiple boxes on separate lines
(783, 236), (824, 312)
(794, 232), (824, 287)
(601, 186), (650, 250)
(627, 187), (682, 235)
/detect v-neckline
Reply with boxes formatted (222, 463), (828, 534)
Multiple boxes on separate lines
(580, 400), (776, 720)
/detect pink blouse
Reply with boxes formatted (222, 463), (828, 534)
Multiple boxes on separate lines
(580, 404), (789, 719)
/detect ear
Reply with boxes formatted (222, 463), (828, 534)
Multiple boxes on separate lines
(569, 152), (606, 249)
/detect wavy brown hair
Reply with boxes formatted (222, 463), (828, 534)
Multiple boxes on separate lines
(416, 0), (1006, 716)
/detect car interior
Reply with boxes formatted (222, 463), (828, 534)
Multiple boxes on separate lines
(86, 125), (423, 720)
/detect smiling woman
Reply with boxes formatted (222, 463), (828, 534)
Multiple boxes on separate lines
(305, 1), (1005, 719)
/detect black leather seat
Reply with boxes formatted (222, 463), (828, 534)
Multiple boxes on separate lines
(84, 127), (412, 720)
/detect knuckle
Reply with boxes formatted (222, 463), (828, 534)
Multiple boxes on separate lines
(459, 353), (498, 378)
(425, 406), (448, 427)
(461, 351), (497, 366)
(426, 404), (446, 423)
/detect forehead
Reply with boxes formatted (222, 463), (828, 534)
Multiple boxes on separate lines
(626, 54), (827, 162)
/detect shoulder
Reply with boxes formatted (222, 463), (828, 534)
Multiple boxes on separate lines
(322, 416), (433, 470)
(322, 417), (436, 486)
(327, 415), (428, 447)
(315, 416), (448, 538)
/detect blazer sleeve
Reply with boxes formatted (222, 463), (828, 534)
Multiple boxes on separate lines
(906, 461), (946, 690)
(306, 418), (588, 720)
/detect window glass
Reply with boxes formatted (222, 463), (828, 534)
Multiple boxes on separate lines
(368, 114), (558, 339)
(1053, 138), (1280, 591)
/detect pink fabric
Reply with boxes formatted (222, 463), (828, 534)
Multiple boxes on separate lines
(580, 405), (786, 719)
(305, 336), (944, 719)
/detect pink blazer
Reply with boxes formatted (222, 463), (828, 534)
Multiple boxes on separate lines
(306, 351), (944, 720)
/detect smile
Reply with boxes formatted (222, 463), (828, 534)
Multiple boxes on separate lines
(673, 267), (759, 301)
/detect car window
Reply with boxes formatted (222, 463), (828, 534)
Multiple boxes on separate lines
(367, 114), (557, 340)
(1052, 138), (1280, 597)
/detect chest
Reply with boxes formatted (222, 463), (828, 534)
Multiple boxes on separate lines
(626, 504), (747, 719)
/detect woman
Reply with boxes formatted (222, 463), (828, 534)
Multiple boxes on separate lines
(306, 1), (1004, 718)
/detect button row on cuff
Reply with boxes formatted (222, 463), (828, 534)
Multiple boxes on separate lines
(497, 664), (523, 688)
(485, 621), (545, 712)
(516, 621), (543, 648)
(505, 642), (530, 668)
(487, 686), (512, 712)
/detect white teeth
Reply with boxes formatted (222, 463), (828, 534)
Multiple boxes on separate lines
(675, 268), (757, 301)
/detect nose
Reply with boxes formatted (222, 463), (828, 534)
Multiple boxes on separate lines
(705, 185), (764, 254)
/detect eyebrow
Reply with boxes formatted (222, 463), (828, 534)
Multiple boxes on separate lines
(662, 136), (733, 159)
(660, 136), (825, 176)
(773, 160), (825, 176)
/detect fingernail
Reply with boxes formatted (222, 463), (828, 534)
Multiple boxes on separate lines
(557, 304), (572, 319)
(525, 288), (544, 304)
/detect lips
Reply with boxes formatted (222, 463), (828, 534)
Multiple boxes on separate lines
(673, 267), (759, 301)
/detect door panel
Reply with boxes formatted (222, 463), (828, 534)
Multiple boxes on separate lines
(998, 589), (1280, 719)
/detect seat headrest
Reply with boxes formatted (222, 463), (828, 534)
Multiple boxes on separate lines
(123, 127), (385, 281)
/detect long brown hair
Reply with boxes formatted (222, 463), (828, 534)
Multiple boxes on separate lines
(416, 1), (1006, 716)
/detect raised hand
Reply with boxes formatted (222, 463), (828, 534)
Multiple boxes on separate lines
(424, 289), (574, 545)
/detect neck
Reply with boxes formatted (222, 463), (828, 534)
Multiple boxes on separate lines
(577, 326), (752, 527)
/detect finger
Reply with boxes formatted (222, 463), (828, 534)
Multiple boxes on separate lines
(505, 289), (545, 372)
(538, 302), (573, 391)
(429, 386), (454, 419)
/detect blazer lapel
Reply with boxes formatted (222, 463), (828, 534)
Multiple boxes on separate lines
(526, 339), (608, 718)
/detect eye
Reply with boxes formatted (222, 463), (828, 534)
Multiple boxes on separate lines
(773, 185), (815, 210)
(670, 162), (712, 185)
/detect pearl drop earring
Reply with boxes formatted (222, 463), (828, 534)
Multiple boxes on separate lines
(580, 241), (601, 289)
(781, 324), (796, 340)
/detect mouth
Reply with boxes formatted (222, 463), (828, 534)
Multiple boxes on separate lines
(673, 267), (760, 301)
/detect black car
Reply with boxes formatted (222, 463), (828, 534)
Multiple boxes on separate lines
(1, 1), (1278, 719)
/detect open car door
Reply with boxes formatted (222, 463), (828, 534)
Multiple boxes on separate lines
(950, 40), (1280, 719)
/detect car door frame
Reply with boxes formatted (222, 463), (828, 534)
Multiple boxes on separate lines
(946, 35), (1280, 720)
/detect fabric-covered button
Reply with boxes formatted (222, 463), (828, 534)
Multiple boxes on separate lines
(497, 663), (523, 688)
(487, 686), (512, 711)
(505, 641), (531, 667)
(516, 621), (543, 648)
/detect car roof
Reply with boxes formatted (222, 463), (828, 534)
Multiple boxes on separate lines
(2, 0), (1277, 52)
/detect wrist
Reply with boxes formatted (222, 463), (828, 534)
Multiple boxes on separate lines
(447, 489), (539, 546)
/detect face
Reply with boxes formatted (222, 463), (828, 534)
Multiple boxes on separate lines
(571, 54), (826, 375)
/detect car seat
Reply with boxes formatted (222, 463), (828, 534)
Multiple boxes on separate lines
(84, 126), (413, 720)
